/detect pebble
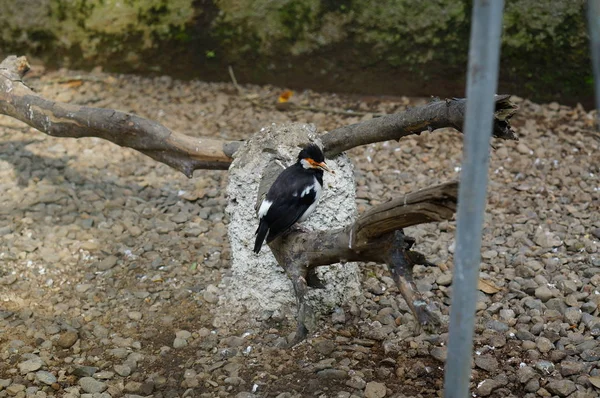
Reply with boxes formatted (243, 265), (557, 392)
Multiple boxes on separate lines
(476, 379), (500, 396)
(18, 357), (43, 373)
(545, 379), (576, 397)
(313, 338), (336, 355)
(73, 366), (98, 377)
(203, 285), (220, 304)
(173, 338), (188, 348)
(430, 346), (447, 362)
(536, 337), (554, 353)
(345, 375), (366, 390)
(564, 307), (582, 324)
(474, 355), (498, 372)
(534, 286), (554, 302)
(35, 371), (57, 385)
(79, 377), (107, 393)
(96, 255), (118, 270)
(364, 381), (387, 398)
(560, 361), (584, 376)
(57, 331), (79, 348)
(114, 364), (132, 377)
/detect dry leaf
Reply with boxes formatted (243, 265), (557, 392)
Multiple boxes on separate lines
(278, 90), (293, 103)
(478, 279), (500, 294)
(590, 376), (600, 389)
(62, 79), (83, 88)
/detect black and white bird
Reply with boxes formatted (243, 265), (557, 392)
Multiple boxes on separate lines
(253, 143), (333, 254)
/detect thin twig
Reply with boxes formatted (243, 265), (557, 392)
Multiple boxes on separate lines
(228, 65), (242, 94)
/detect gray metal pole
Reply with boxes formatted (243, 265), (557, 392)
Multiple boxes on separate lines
(443, 1), (504, 397)
(588, 0), (600, 127)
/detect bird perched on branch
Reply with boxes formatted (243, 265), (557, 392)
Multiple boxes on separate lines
(254, 143), (333, 253)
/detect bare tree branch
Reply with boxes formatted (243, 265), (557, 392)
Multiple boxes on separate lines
(0, 56), (239, 177)
(268, 181), (458, 343)
(0, 55), (518, 177)
(322, 96), (518, 157)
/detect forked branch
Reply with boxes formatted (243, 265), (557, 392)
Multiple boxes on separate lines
(268, 182), (458, 343)
(0, 56), (238, 177)
(0, 55), (518, 177)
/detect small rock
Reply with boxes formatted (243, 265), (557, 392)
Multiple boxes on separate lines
(534, 228), (562, 248)
(6, 384), (26, 395)
(364, 381), (387, 398)
(313, 339), (336, 356)
(430, 346), (447, 362)
(332, 307), (346, 324)
(560, 361), (584, 376)
(18, 357), (43, 373)
(476, 379), (500, 396)
(499, 309), (515, 322)
(582, 301), (597, 314)
(97, 255), (118, 271)
(127, 311), (143, 321)
(203, 285), (220, 304)
(564, 307), (582, 324)
(516, 143), (531, 154)
(57, 331), (79, 348)
(224, 376), (245, 386)
(536, 337), (554, 353)
(79, 377), (107, 393)
(475, 354), (498, 372)
(580, 348), (600, 362)
(175, 330), (192, 339)
(345, 375), (366, 390)
(534, 286), (554, 302)
(534, 360), (555, 374)
(173, 337), (187, 349)
(114, 364), (132, 377)
(72, 366), (98, 377)
(316, 369), (347, 379)
(94, 371), (115, 379)
(364, 277), (384, 295)
(436, 273), (453, 286)
(35, 371), (57, 385)
(124, 381), (143, 393)
(545, 379), (576, 397)
(485, 320), (509, 332)
(517, 366), (536, 383)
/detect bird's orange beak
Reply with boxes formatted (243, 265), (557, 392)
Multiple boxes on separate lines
(308, 159), (334, 173)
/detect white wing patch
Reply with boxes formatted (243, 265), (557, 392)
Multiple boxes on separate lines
(298, 177), (322, 223)
(258, 200), (272, 219)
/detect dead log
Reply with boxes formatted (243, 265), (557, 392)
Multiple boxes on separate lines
(0, 55), (518, 177)
(0, 56), (237, 177)
(269, 181), (458, 343)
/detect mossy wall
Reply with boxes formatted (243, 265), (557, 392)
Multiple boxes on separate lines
(0, 0), (592, 106)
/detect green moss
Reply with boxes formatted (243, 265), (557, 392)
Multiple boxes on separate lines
(0, 0), (593, 105)
(213, 0), (352, 56)
(0, 0), (195, 61)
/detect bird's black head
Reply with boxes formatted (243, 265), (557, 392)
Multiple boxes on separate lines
(297, 143), (333, 173)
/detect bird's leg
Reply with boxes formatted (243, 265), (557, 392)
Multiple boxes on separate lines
(384, 230), (441, 333)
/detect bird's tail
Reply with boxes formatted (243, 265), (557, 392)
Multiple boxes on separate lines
(253, 221), (269, 254)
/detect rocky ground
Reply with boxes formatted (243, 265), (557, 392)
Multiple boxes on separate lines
(0, 64), (599, 398)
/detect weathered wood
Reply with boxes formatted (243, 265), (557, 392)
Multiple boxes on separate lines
(268, 181), (458, 343)
(322, 96), (518, 157)
(0, 56), (238, 177)
(0, 55), (518, 177)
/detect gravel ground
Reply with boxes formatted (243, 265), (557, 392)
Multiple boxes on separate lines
(0, 65), (599, 398)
